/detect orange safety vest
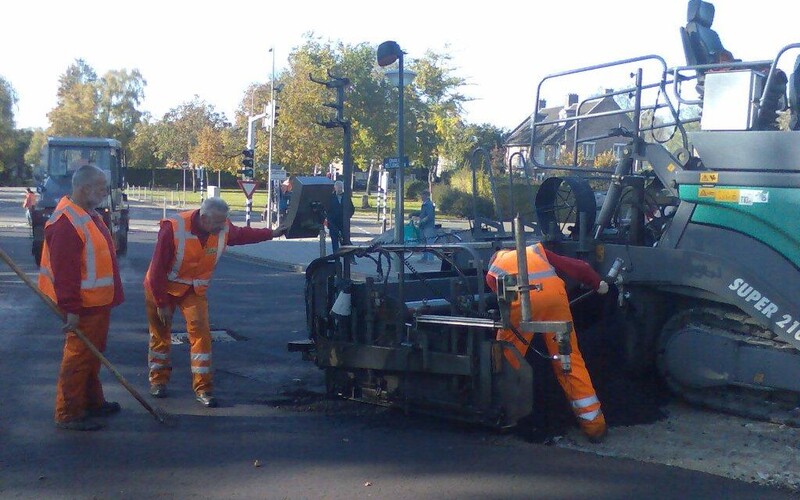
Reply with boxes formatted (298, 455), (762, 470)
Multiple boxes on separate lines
(23, 192), (36, 209)
(38, 196), (115, 307)
(155, 210), (229, 297)
(487, 243), (565, 337)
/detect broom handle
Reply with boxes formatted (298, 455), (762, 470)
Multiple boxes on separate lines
(0, 247), (167, 423)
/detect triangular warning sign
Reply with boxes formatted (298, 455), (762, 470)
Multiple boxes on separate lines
(237, 179), (259, 199)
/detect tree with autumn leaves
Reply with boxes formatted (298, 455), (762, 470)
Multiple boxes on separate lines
(17, 36), (506, 188)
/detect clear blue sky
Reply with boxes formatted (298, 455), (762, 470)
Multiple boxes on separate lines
(2, 0), (798, 132)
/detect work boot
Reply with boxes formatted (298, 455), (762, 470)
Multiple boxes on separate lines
(150, 384), (167, 399)
(196, 392), (218, 408)
(55, 418), (104, 431)
(87, 401), (121, 417)
(586, 427), (608, 444)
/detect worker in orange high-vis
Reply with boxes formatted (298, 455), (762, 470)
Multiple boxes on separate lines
(39, 165), (125, 431)
(22, 187), (37, 226)
(486, 243), (610, 443)
(144, 197), (287, 408)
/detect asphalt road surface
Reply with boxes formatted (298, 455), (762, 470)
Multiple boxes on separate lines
(0, 187), (792, 499)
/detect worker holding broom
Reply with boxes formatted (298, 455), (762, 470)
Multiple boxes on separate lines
(38, 165), (125, 431)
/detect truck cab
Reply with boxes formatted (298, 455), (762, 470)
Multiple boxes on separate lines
(31, 137), (129, 265)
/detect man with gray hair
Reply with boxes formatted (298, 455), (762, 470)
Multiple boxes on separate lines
(39, 165), (124, 431)
(143, 197), (286, 408)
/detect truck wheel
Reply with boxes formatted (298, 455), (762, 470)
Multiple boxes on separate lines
(116, 229), (128, 256)
(32, 241), (43, 267)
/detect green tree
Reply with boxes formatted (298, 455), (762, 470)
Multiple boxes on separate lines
(97, 69), (147, 150)
(254, 34), (472, 179)
(127, 119), (160, 169)
(0, 76), (17, 179)
(153, 96), (229, 167)
(269, 34), (341, 172)
(190, 126), (226, 171)
(405, 49), (470, 171)
(47, 59), (147, 148)
(47, 59), (100, 136)
(24, 129), (48, 169)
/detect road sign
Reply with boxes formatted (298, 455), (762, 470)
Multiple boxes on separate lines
(270, 169), (287, 181)
(237, 179), (259, 199)
(383, 156), (409, 170)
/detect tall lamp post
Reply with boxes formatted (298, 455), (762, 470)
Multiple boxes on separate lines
(377, 41), (412, 245)
(266, 47), (276, 227)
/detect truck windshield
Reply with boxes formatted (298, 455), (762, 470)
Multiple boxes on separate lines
(48, 146), (110, 177)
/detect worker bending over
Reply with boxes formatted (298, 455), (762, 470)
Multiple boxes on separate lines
(486, 243), (609, 443)
(144, 197), (286, 408)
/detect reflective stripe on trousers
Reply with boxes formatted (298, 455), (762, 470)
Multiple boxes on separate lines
(145, 287), (213, 394)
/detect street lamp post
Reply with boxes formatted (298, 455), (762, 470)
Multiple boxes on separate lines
(377, 41), (409, 245)
(267, 47), (276, 227)
(378, 40), (413, 339)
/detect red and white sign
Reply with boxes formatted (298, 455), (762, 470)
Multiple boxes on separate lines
(237, 180), (259, 199)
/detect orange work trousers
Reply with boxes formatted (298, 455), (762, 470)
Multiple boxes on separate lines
(55, 309), (110, 423)
(145, 287), (213, 395)
(497, 287), (606, 439)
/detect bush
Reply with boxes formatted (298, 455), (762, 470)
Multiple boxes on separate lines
(493, 181), (540, 222)
(404, 180), (427, 200)
(436, 186), (494, 219)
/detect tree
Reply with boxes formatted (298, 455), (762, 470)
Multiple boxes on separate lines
(127, 119), (160, 169)
(405, 49), (470, 171)
(48, 59), (100, 136)
(190, 126), (225, 171)
(0, 76), (17, 179)
(269, 34), (341, 172)
(97, 69), (147, 150)
(251, 34), (474, 181)
(24, 129), (48, 170)
(46, 59), (147, 149)
(153, 96), (229, 167)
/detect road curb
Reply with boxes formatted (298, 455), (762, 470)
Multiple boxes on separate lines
(226, 250), (307, 274)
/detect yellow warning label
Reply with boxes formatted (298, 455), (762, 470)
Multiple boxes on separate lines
(700, 172), (719, 183)
(698, 188), (716, 198)
(714, 189), (740, 202)
(595, 245), (605, 262)
(667, 163), (676, 172)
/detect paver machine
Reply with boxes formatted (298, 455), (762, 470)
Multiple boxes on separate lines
(525, 0), (800, 424)
(30, 137), (129, 265)
(293, 0), (800, 427)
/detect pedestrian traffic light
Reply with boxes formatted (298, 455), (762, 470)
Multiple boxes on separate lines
(241, 149), (254, 169)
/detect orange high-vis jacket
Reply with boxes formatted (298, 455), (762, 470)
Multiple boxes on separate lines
(487, 243), (565, 341)
(23, 191), (36, 209)
(38, 196), (115, 307)
(150, 210), (229, 297)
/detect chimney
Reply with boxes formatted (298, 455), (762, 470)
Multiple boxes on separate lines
(566, 93), (579, 107)
(538, 99), (547, 110)
(605, 88), (614, 95)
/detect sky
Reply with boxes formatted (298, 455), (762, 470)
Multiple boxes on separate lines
(2, 0), (799, 133)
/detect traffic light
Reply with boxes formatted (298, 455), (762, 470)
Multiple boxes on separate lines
(272, 102), (280, 128)
(239, 149), (254, 178)
(241, 149), (254, 169)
